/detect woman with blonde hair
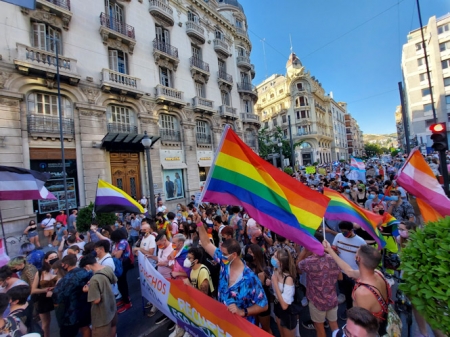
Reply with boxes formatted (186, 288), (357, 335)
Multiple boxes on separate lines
(8, 256), (37, 287)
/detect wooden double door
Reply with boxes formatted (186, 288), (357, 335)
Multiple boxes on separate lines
(110, 153), (141, 200)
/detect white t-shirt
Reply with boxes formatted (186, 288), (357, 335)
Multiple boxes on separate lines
(42, 218), (56, 230)
(157, 205), (167, 213)
(98, 253), (115, 271)
(157, 245), (174, 279)
(171, 220), (178, 235)
(273, 281), (295, 305)
(141, 234), (156, 254)
(332, 233), (366, 271)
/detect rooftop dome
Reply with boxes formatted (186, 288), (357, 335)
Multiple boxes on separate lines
(217, 0), (244, 13)
(286, 52), (302, 68)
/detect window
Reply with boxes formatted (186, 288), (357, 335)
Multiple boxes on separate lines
(244, 100), (252, 113)
(237, 47), (246, 57)
(421, 88), (431, 96)
(108, 105), (135, 129)
(196, 120), (210, 139)
(423, 103), (432, 112)
(218, 59), (226, 72)
(192, 45), (202, 60)
(106, 0), (124, 22)
(444, 77), (450, 87)
(417, 57), (425, 66)
(415, 42), (422, 51)
(300, 110), (309, 118)
(299, 96), (308, 106)
(235, 19), (243, 28)
(187, 11), (199, 23)
(272, 118), (277, 126)
(438, 24), (449, 35)
(160, 114), (177, 131)
(440, 41), (450, 52)
(264, 121), (268, 128)
(296, 111), (300, 119)
(283, 129), (288, 138)
(241, 72), (249, 84)
(195, 82), (205, 98)
(442, 59), (450, 69)
(282, 115), (287, 123)
(32, 23), (61, 53)
(28, 93), (72, 118)
(296, 83), (303, 90)
(270, 93), (274, 99)
(108, 49), (128, 74)
(446, 95), (450, 105)
(215, 29), (223, 40)
(159, 67), (172, 87)
(155, 25), (170, 44)
(221, 91), (230, 106)
(419, 72), (431, 82)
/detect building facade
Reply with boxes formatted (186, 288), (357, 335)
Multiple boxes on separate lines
(345, 114), (364, 157)
(330, 98), (348, 161)
(395, 105), (406, 152)
(401, 14), (450, 151)
(0, 0), (260, 232)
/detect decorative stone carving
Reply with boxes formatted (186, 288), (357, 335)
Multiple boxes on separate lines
(190, 71), (208, 84)
(117, 95), (127, 103)
(27, 9), (63, 30)
(0, 97), (19, 107)
(212, 114), (221, 128)
(142, 101), (157, 116)
(80, 86), (100, 104)
(61, 14), (71, 30)
(45, 79), (55, 89)
(182, 109), (194, 123)
(0, 72), (12, 89)
(153, 53), (178, 71)
(79, 110), (104, 118)
(140, 118), (158, 125)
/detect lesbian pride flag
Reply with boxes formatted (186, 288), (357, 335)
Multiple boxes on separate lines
(396, 148), (450, 219)
(94, 179), (144, 214)
(201, 126), (330, 254)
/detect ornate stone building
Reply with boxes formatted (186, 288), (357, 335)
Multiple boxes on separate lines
(0, 0), (260, 232)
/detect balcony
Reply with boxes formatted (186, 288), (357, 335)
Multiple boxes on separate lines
(160, 129), (181, 142)
(217, 70), (233, 89)
(190, 57), (210, 83)
(213, 39), (230, 58)
(240, 113), (261, 126)
(196, 133), (211, 145)
(27, 114), (74, 140)
(237, 82), (258, 101)
(99, 13), (136, 53)
(250, 64), (255, 79)
(192, 96), (215, 115)
(186, 21), (205, 44)
(153, 39), (179, 71)
(155, 85), (185, 107)
(36, 0), (72, 30)
(107, 123), (138, 133)
(236, 55), (251, 71)
(14, 43), (80, 85)
(219, 105), (238, 120)
(149, 0), (174, 27)
(101, 69), (143, 98)
(296, 131), (318, 137)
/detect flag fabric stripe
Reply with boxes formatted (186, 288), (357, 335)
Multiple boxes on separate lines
(323, 188), (386, 248)
(0, 166), (56, 201)
(201, 126), (330, 255)
(396, 149), (450, 218)
(95, 179), (144, 214)
(416, 197), (443, 223)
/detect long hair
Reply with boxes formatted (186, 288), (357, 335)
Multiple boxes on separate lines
(42, 251), (57, 273)
(248, 244), (265, 274)
(276, 248), (297, 280)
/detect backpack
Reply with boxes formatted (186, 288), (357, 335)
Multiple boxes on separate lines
(281, 275), (304, 315)
(4, 315), (25, 337)
(198, 265), (215, 298)
(10, 307), (43, 336)
(104, 256), (123, 278)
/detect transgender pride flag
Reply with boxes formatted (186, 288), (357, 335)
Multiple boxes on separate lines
(350, 156), (366, 182)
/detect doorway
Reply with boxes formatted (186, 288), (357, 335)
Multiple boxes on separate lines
(110, 153), (141, 200)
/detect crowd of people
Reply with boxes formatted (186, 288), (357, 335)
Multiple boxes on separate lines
(0, 154), (445, 337)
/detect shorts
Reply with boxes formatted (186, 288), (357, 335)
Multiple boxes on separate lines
(92, 312), (117, 337)
(44, 229), (54, 237)
(27, 231), (38, 238)
(308, 301), (338, 323)
(274, 302), (298, 330)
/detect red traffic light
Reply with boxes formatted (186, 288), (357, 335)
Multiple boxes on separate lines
(429, 123), (446, 133)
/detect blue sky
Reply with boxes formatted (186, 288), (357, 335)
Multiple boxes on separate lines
(240, 0), (449, 135)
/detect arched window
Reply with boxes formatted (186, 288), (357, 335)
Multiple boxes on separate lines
(159, 113), (180, 141)
(299, 96), (308, 106)
(300, 142), (312, 149)
(187, 10), (199, 23)
(215, 29), (223, 40)
(196, 120), (211, 144)
(107, 105), (136, 133)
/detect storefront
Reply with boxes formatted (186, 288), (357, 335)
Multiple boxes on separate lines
(29, 148), (79, 220)
(160, 150), (187, 201)
(197, 150), (213, 191)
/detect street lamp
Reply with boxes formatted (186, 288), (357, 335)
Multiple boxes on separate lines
(278, 141), (283, 170)
(141, 131), (156, 218)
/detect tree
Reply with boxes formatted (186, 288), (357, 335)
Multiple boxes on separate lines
(364, 143), (382, 157)
(76, 202), (117, 233)
(258, 126), (303, 165)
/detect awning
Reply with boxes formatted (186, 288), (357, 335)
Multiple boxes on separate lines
(101, 133), (160, 152)
(198, 159), (212, 167)
(161, 162), (188, 170)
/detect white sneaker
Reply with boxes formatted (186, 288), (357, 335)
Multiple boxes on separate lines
(337, 293), (346, 304)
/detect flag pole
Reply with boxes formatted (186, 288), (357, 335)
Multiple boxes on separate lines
(322, 218), (326, 238)
(92, 176), (100, 221)
(0, 206), (8, 256)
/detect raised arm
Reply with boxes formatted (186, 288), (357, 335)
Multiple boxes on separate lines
(323, 240), (360, 279)
(194, 213), (216, 258)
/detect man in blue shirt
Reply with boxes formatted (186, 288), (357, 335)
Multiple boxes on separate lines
(194, 213), (268, 324)
(128, 213), (141, 247)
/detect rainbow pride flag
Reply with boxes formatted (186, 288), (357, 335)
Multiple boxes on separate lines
(201, 126), (330, 254)
(323, 188), (386, 248)
(94, 179), (144, 214)
(381, 212), (400, 237)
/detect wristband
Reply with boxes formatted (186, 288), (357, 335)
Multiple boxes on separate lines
(196, 222), (203, 227)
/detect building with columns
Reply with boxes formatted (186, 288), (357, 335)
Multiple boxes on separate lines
(0, 0), (260, 233)
(256, 53), (354, 166)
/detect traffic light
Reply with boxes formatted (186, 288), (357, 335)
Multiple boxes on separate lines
(429, 123), (448, 151)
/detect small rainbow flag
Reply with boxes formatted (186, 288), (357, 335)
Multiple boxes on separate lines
(201, 126), (330, 254)
(95, 179), (144, 214)
(323, 188), (386, 248)
(381, 212), (400, 237)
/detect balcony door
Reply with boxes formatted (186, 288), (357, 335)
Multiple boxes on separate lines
(105, 0), (124, 31)
(110, 153), (141, 200)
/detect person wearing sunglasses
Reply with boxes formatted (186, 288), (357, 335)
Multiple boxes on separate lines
(333, 307), (379, 337)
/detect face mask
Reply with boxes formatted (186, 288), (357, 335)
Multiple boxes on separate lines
(345, 189), (350, 193)
(379, 210), (385, 215)
(353, 187), (358, 191)
(368, 194), (375, 200)
(341, 230), (352, 238)
(244, 254), (254, 263)
(358, 189), (363, 192)
(177, 206), (181, 210)
(172, 243), (177, 250)
(187, 220), (192, 225)
(183, 258), (193, 268)
(270, 257), (279, 269)
(399, 229), (409, 239)
(49, 258), (59, 265)
(222, 254), (233, 265)
(56, 225), (61, 229)
(390, 196), (399, 201)
(157, 244), (165, 250)
(114, 223), (119, 228)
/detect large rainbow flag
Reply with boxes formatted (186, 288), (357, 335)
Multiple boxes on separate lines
(396, 148), (450, 218)
(323, 188), (386, 248)
(200, 126), (330, 254)
(94, 179), (144, 214)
